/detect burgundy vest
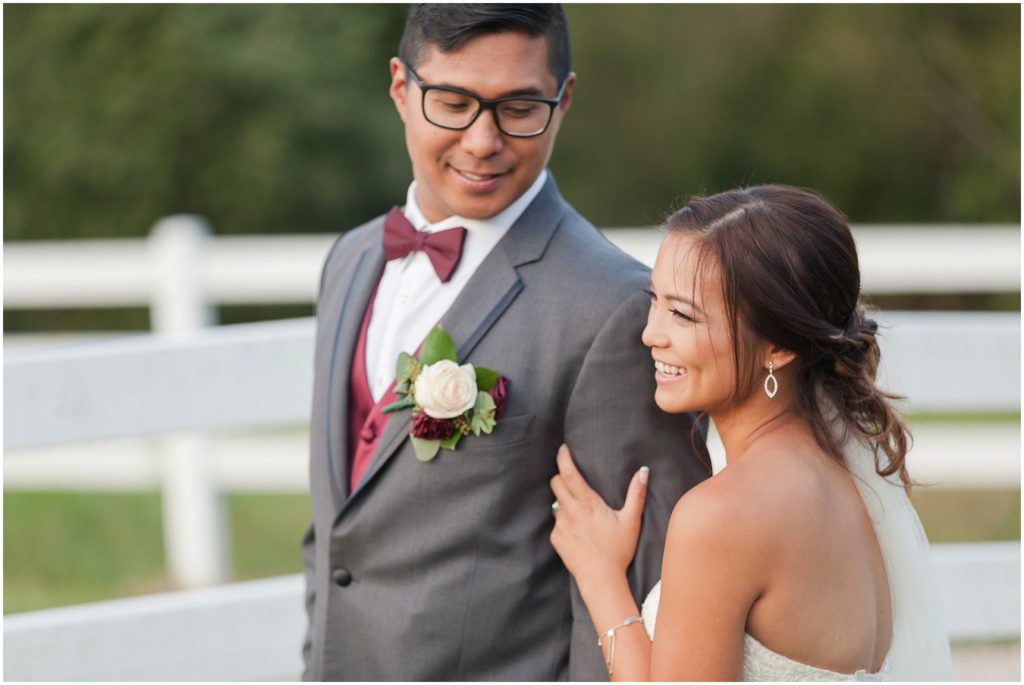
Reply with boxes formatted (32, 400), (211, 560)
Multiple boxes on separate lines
(347, 285), (399, 493)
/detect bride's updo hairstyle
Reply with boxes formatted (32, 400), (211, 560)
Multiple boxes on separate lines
(666, 184), (911, 487)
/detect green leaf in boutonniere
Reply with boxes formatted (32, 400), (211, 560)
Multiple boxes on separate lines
(419, 325), (458, 366)
(474, 366), (498, 392)
(395, 351), (417, 384)
(381, 396), (416, 414)
(440, 432), (462, 450)
(469, 391), (497, 436)
(412, 436), (442, 462)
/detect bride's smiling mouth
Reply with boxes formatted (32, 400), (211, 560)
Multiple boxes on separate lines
(654, 359), (688, 384)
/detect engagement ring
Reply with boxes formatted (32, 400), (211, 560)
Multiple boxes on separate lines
(551, 501), (561, 515)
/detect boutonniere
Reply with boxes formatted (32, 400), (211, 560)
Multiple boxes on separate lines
(382, 325), (509, 462)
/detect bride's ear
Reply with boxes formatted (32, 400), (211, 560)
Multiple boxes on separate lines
(764, 345), (797, 372)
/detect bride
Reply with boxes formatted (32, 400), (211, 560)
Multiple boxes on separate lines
(549, 185), (954, 681)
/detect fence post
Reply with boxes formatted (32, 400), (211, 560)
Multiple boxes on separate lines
(148, 216), (229, 587)
(149, 215), (217, 333)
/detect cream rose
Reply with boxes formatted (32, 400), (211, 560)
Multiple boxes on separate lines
(414, 360), (478, 419)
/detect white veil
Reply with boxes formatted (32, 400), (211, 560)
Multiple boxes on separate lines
(840, 419), (956, 680)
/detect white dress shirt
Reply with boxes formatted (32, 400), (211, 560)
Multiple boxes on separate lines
(364, 170), (548, 401)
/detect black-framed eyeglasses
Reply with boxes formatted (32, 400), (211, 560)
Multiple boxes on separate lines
(404, 61), (566, 138)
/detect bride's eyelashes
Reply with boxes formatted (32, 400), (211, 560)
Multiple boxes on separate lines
(645, 286), (699, 324)
(671, 308), (695, 323)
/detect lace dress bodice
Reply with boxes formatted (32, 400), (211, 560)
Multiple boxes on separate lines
(640, 582), (891, 682)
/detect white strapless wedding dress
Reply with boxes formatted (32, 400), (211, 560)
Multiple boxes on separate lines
(640, 581), (891, 681)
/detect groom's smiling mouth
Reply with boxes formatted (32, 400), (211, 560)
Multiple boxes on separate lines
(450, 165), (510, 188)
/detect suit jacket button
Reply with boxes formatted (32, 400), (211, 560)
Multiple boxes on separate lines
(332, 568), (352, 587)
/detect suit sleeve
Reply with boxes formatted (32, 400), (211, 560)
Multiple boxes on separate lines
(563, 290), (710, 680)
(300, 521), (316, 679)
(300, 234), (348, 680)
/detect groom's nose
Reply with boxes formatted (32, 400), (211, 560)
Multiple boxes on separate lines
(459, 110), (504, 158)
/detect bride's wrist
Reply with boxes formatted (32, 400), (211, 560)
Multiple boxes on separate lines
(576, 568), (630, 603)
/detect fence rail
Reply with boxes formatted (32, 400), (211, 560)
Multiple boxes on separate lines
(5, 312), (1019, 452)
(5, 223), (1020, 315)
(4, 541), (1018, 681)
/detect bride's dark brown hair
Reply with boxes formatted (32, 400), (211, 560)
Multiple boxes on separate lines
(666, 184), (912, 487)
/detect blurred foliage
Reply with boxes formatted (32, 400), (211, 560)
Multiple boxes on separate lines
(4, 487), (1017, 613)
(560, 4), (1020, 225)
(3, 4), (1019, 243)
(4, 4), (410, 240)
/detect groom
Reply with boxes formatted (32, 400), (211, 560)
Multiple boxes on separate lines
(302, 4), (707, 680)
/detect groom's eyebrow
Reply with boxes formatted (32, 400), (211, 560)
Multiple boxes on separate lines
(433, 80), (547, 98)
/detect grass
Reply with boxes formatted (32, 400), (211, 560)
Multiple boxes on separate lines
(906, 412), (1020, 424)
(4, 491), (311, 614)
(3, 488), (1018, 614)
(911, 488), (1021, 543)
(3, 492), (167, 614)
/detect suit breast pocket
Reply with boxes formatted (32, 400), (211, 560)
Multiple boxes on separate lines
(457, 413), (535, 452)
(413, 414), (538, 489)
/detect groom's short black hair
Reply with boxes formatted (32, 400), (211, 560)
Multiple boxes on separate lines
(399, 4), (571, 83)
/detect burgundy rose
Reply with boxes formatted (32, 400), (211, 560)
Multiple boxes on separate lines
(489, 376), (510, 421)
(411, 411), (454, 440)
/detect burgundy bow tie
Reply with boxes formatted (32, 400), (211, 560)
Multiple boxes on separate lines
(382, 207), (467, 283)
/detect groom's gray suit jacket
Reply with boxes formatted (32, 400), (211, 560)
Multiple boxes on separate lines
(302, 175), (708, 681)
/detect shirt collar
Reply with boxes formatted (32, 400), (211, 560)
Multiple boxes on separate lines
(403, 169), (548, 234)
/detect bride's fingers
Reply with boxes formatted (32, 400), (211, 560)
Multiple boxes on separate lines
(550, 472), (574, 508)
(620, 466), (650, 525)
(556, 443), (594, 500)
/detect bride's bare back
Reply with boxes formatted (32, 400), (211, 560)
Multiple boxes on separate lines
(651, 423), (892, 680)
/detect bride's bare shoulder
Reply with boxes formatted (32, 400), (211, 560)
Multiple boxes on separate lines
(665, 449), (817, 557)
(658, 458), (789, 611)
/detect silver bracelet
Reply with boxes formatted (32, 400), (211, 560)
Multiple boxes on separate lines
(597, 615), (644, 677)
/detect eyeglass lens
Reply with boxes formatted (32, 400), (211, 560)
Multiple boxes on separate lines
(422, 89), (552, 136)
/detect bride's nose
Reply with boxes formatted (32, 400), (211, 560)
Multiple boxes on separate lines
(642, 313), (669, 349)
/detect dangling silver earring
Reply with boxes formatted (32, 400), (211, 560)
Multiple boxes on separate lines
(763, 361), (778, 399)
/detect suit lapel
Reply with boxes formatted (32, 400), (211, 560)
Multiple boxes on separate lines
(340, 176), (569, 509)
(325, 243), (385, 508)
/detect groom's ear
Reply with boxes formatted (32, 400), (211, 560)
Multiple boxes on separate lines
(388, 57), (410, 124)
(558, 72), (577, 114)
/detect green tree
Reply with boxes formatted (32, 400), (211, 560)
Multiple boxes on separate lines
(556, 4), (1019, 224)
(4, 4), (1019, 242)
(4, 5), (409, 239)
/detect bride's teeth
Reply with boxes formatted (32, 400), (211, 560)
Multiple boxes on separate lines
(655, 361), (686, 376)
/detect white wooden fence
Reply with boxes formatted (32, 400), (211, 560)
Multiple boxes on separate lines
(3, 315), (1020, 682)
(5, 220), (1021, 587)
(3, 220), (1020, 680)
